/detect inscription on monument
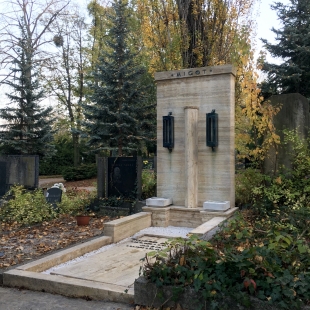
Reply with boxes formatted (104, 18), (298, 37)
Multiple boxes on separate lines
(170, 69), (211, 78)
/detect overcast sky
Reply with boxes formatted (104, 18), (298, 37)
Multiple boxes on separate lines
(0, 0), (291, 113)
(255, 0), (290, 64)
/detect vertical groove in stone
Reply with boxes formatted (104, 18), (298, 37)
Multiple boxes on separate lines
(184, 107), (199, 208)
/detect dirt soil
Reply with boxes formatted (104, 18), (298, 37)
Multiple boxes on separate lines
(0, 177), (109, 271)
(0, 178), (179, 310)
(0, 214), (117, 270)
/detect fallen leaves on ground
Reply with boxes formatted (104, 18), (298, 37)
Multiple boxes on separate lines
(0, 214), (112, 269)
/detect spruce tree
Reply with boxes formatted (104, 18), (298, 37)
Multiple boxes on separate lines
(83, 0), (155, 156)
(260, 0), (310, 99)
(0, 23), (54, 157)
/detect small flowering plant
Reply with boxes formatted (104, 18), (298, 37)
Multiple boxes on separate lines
(51, 183), (66, 192)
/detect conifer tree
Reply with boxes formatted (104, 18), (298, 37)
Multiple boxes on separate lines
(84, 0), (155, 156)
(260, 0), (310, 99)
(0, 24), (54, 156)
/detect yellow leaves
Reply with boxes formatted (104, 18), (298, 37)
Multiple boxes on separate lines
(237, 246), (245, 252)
(275, 176), (282, 184)
(179, 255), (185, 266)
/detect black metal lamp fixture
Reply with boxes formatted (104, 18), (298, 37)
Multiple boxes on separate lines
(206, 109), (218, 151)
(163, 112), (174, 151)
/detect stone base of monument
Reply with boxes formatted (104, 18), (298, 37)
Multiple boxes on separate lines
(146, 197), (173, 207)
(203, 200), (230, 211)
(142, 205), (238, 228)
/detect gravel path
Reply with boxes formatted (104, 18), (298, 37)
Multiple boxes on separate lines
(38, 177), (65, 187)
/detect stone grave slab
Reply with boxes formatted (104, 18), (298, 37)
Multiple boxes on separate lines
(49, 236), (168, 288)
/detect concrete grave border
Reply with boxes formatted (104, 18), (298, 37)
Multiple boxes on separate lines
(2, 209), (237, 303)
(3, 236), (136, 303)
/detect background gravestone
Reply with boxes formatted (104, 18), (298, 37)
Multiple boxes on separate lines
(0, 155), (39, 198)
(264, 93), (310, 174)
(7, 155), (39, 189)
(45, 187), (62, 209)
(97, 157), (142, 200)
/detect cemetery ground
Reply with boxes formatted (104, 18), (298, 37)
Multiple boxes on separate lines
(0, 177), (163, 310)
(0, 177), (113, 270)
(1, 160), (310, 309)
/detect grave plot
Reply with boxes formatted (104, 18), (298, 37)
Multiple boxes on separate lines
(48, 236), (168, 288)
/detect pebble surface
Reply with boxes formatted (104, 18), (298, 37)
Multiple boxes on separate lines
(42, 226), (193, 274)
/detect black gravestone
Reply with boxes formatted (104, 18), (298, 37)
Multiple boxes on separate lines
(46, 187), (62, 209)
(0, 161), (7, 197)
(107, 157), (141, 198)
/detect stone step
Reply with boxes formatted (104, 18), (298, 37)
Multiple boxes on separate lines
(189, 216), (226, 239)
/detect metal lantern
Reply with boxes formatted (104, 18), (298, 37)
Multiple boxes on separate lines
(206, 109), (218, 151)
(163, 112), (174, 151)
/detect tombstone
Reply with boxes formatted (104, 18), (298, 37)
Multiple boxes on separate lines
(45, 187), (62, 209)
(0, 155), (39, 198)
(97, 156), (142, 200)
(7, 155), (39, 189)
(264, 93), (310, 174)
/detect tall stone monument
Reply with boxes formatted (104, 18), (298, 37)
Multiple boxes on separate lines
(153, 65), (236, 209)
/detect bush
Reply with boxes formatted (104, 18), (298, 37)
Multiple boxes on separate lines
(141, 170), (156, 199)
(0, 186), (57, 226)
(141, 131), (310, 309)
(251, 130), (310, 216)
(143, 216), (310, 309)
(235, 168), (264, 208)
(236, 130), (310, 211)
(62, 163), (97, 181)
(58, 188), (97, 216)
(39, 135), (96, 175)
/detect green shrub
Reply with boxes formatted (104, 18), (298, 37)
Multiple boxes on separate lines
(0, 186), (57, 226)
(236, 130), (310, 211)
(141, 169), (156, 199)
(142, 131), (310, 309)
(143, 218), (310, 309)
(39, 135), (96, 176)
(251, 130), (310, 217)
(58, 188), (97, 216)
(235, 168), (264, 208)
(62, 163), (97, 181)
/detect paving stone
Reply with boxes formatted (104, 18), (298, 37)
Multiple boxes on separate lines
(0, 286), (133, 310)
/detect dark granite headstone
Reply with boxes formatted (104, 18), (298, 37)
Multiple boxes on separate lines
(97, 156), (142, 201)
(46, 187), (62, 209)
(107, 157), (142, 199)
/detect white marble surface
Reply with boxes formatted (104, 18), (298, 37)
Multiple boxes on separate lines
(203, 200), (230, 211)
(146, 197), (173, 207)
